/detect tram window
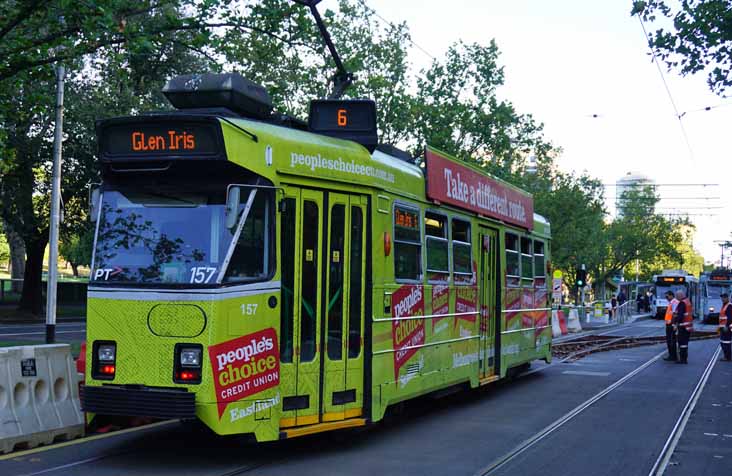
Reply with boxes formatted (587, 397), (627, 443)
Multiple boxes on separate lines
(224, 192), (273, 282)
(280, 198), (296, 363)
(506, 233), (520, 285)
(348, 206), (363, 359)
(394, 205), (422, 281)
(425, 212), (449, 282)
(521, 237), (533, 281)
(300, 201), (319, 362)
(533, 240), (546, 287)
(452, 218), (472, 284)
(327, 204), (345, 361)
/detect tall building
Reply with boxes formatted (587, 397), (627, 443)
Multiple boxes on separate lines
(615, 171), (655, 217)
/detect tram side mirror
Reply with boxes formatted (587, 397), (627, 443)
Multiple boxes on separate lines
(89, 187), (100, 223)
(225, 187), (241, 229)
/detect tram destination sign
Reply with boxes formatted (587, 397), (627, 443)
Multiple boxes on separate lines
(424, 147), (534, 230)
(98, 117), (224, 160)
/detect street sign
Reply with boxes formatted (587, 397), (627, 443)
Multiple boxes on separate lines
(552, 277), (562, 302)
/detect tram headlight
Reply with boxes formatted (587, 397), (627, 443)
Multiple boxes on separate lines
(710, 307), (715, 312)
(174, 344), (202, 384)
(180, 348), (201, 367)
(92, 341), (116, 380)
(98, 344), (116, 363)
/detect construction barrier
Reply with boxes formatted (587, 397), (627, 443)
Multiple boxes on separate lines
(0, 344), (84, 454)
(551, 310), (562, 337)
(558, 310), (568, 334)
(567, 308), (583, 333)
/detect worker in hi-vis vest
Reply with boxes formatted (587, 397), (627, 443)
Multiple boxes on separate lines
(718, 293), (732, 361)
(663, 290), (679, 362)
(672, 289), (693, 365)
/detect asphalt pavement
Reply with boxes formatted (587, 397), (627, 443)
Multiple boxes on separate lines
(1, 318), (727, 476)
(0, 322), (86, 345)
(665, 354), (732, 476)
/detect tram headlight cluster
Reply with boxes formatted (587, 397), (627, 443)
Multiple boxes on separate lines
(92, 341), (116, 380)
(174, 344), (203, 384)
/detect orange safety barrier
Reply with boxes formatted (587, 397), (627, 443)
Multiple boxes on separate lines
(558, 310), (568, 335)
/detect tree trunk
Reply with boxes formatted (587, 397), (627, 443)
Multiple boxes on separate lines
(71, 262), (79, 277)
(3, 221), (26, 293)
(18, 237), (47, 316)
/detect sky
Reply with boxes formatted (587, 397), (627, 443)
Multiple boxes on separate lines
(334, 0), (732, 265)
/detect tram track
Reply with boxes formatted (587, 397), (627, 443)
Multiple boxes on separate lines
(648, 347), (721, 476)
(474, 349), (667, 475)
(474, 342), (721, 476)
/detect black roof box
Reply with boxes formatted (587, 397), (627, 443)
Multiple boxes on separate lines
(162, 73), (273, 120)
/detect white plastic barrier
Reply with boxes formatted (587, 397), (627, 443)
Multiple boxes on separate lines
(0, 344), (84, 454)
(551, 310), (562, 337)
(567, 308), (583, 333)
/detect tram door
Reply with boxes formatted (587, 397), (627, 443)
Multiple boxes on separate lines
(279, 188), (366, 427)
(479, 227), (499, 379)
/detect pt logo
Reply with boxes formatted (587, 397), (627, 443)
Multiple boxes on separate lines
(94, 267), (123, 280)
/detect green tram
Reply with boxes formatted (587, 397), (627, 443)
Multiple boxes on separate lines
(81, 73), (552, 442)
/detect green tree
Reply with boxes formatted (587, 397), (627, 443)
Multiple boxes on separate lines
(0, 3), (215, 314)
(59, 228), (94, 277)
(632, 1), (732, 95)
(527, 171), (607, 290)
(0, 223), (9, 270)
(413, 41), (555, 174)
(601, 187), (688, 285)
(642, 224), (705, 278)
(219, 0), (415, 144)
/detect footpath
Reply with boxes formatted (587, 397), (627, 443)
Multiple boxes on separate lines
(554, 310), (653, 343)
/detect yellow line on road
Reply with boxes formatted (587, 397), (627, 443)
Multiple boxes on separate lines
(0, 420), (176, 461)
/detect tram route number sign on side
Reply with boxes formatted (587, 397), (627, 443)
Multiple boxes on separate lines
(21, 358), (37, 377)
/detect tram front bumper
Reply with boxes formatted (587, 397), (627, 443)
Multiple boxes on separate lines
(81, 384), (196, 419)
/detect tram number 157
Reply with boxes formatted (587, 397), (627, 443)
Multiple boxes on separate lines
(190, 266), (216, 284)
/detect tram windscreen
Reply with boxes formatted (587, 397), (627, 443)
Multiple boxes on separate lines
(707, 285), (729, 298)
(91, 185), (272, 285)
(655, 284), (687, 299)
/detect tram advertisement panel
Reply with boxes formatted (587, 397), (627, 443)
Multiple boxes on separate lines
(391, 284), (426, 380)
(208, 327), (280, 417)
(455, 286), (478, 327)
(431, 284), (450, 333)
(425, 147), (533, 230)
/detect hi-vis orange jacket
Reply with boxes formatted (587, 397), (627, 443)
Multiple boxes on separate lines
(664, 299), (678, 324)
(680, 298), (693, 332)
(720, 302), (730, 328)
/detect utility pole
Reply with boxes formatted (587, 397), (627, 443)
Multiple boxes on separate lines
(46, 62), (65, 344)
(714, 240), (732, 269)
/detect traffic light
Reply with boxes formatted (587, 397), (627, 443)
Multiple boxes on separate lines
(575, 267), (587, 288)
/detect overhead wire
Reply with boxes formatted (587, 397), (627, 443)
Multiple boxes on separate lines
(636, 13), (695, 160)
(679, 101), (732, 118)
(356, 0), (436, 60)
